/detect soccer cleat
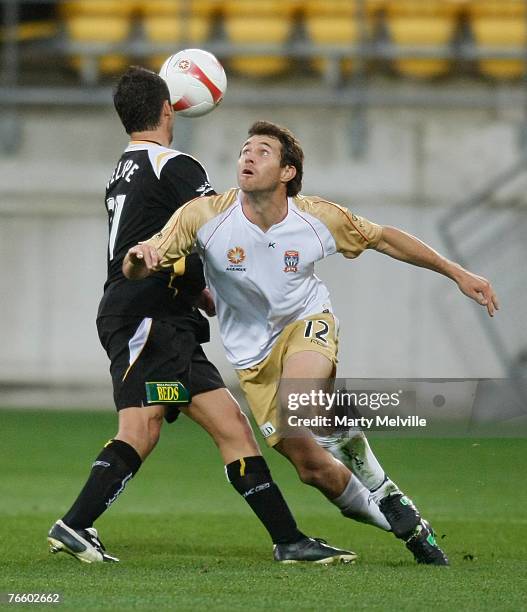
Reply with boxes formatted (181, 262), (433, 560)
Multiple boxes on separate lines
(405, 520), (449, 566)
(273, 537), (357, 565)
(47, 520), (119, 563)
(378, 492), (421, 540)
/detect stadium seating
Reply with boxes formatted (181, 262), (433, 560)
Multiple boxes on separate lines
(468, 0), (527, 79)
(385, 0), (461, 78)
(0, 1), (58, 44)
(303, 0), (381, 75)
(222, 0), (299, 77)
(142, 0), (219, 70)
(54, 0), (527, 83)
(60, 1), (136, 75)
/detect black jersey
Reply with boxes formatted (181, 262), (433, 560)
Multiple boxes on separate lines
(97, 140), (214, 338)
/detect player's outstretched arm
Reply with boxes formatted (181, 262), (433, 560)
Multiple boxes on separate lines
(374, 225), (500, 317)
(123, 244), (160, 280)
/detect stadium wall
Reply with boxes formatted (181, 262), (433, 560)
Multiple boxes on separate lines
(1, 98), (517, 406)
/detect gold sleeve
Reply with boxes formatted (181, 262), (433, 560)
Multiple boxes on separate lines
(142, 188), (240, 268)
(142, 199), (203, 267)
(295, 195), (383, 259)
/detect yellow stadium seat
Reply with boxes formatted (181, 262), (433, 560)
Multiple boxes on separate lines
(0, 20), (58, 44)
(141, 0), (219, 17)
(304, 1), (379, 75)
(141, 0), (219, 70)
(223, 0), (299, 77)
(60, 1), (137, 18)
(385, 0), (461, 78)
(65, 16), (131, 43)
(469, 1), (527, 79)
(61, 2), (136, 77)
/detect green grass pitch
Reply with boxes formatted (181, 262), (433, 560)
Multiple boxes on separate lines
(0, 408), (525, 611)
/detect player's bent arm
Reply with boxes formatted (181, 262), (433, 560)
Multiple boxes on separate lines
(374, 225), (499, 317)
(123, 198), (204, 280)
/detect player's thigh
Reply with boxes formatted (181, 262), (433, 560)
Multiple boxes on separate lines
(117, 404), (166, 437)
(282, 350), (334, 379)
(181, 388), (260, 462)
(280, 311), (338, 413)
(184, 345), (257, 449)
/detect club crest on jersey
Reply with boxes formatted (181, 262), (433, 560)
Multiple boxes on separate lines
(226, 246), (246, 272)
(284, 250), (299, 273)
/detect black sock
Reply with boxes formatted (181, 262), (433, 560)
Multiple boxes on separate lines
(226, 455), (305, 545)
(62, 439), (142, 530)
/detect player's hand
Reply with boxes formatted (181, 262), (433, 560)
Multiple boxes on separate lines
(123, 244), (160, 279)
(129, 244), (160, 270)
(196, 287), (216, 317)
(456, 269), (499, 317)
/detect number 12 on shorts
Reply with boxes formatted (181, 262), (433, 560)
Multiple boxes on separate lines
(304, 319), (329, 345)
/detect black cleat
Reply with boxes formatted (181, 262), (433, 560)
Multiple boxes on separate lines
(405, 520), (449, 566)
(48, 520), (119, 563)
(273, 537), (357, 565)
(379, 493), (421, 539)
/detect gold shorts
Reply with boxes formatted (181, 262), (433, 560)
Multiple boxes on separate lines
(236, 312), (339, 447)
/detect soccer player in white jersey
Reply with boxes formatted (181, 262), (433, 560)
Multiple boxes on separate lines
(47, 75), (356, 566)
(124, 121), (499, 565)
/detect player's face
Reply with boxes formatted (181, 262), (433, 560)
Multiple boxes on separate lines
(237, 135), (288, 195)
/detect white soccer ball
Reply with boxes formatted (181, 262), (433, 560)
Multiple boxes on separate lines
(159, 49), (227, 118)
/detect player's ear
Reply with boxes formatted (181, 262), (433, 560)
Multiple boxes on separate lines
(162, 99), (173, 117)
(281, 164), (296, 184)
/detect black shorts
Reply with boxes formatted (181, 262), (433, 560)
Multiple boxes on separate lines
(97, 316), (225, 423)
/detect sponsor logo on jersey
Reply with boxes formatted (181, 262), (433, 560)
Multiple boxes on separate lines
(226, 246), (246, 271)
(259, 421), (276, 438)
(145, 381), (189, 403)
(227, 246), (245, 264)
(284, 250), (299, 273)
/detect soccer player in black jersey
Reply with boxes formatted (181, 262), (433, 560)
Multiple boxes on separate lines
(47, 67), (355, 565)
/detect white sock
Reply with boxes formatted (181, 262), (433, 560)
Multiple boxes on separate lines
(332, 475), (391, 531)
(323, 431), (401, 501)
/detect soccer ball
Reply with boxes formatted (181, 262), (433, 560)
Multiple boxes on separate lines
(159, 49), (227, 118)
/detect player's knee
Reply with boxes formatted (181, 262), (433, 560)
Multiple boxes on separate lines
(117, 408), (164, 458)
(221, 406), (253, 440)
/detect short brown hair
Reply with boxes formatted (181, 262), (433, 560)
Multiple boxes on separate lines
(248, 121), (304, 196)
(114, 66), (170, 134)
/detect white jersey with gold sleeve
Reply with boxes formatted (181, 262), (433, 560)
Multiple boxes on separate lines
(145, 188), (382, 368)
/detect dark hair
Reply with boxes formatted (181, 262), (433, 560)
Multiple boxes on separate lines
(248, 120), (304, 196)
(113, 66), (170, 134)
